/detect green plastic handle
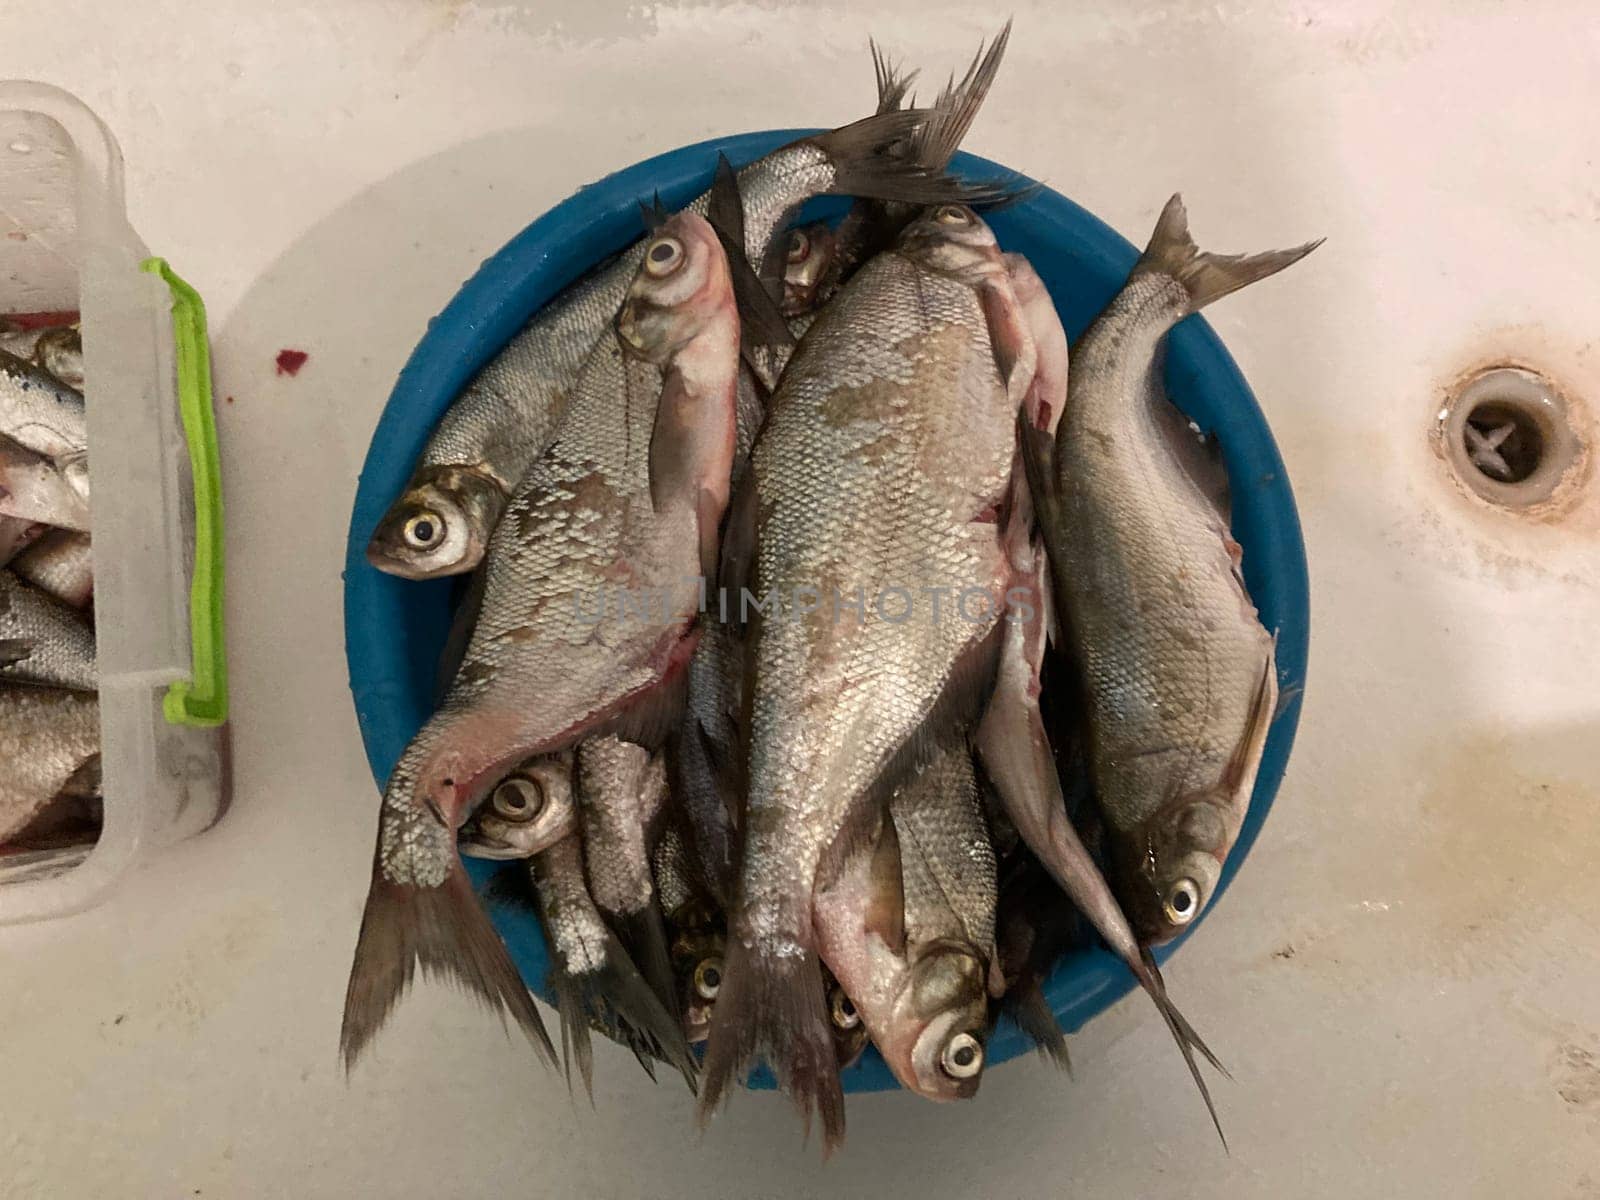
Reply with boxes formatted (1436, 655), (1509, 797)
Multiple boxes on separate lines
(141, 257), (229, 728)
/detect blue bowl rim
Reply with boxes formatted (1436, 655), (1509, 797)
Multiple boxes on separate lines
(342, 129), (1309, 1093)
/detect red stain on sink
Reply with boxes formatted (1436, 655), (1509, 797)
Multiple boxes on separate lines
(275, 349), (309, 377)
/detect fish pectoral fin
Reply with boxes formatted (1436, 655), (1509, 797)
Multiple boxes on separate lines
(1219, 642), (1279, 800)
(716, 468), (759, 610)
(0, 637), (33, 668)
(1015, 410), (1063, 548)
(978, 273), (1039, 415)
(608, 656), (696, 752)
(864, 810), (907, 955)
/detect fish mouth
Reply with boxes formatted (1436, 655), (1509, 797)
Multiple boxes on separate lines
(457, 832), (521, 861)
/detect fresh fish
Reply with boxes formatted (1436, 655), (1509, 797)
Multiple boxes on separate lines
(779, 222), (839, 317)
(813, 743), (995, 1102)
(0, 350), (87, 461)
(653, 816), (727, 1045)
(984, 251), (1229, 1139)
(0, 569), (95, 692)
(366, 108), (1009, 581)
(458, 753), (575, 860)
(524, 838), (699, 1097)
(0, 320), (46, 360)
(670, 904), (726, 1048)
(576, 735), (677, 1018)
(10, 531), (93, 610)
(0, 438), (90, 533)
(699, 204), (1034, 1149)
(0, 516), (46, 568)
(34, 326), (83, 391)
(341, 206), (741, 1070)
(0, 686), (99, 844)
(1019, 195), (1317, 944)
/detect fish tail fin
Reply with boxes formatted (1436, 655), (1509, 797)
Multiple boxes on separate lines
(698, 937), (845, 1155)
(1133, 948), (1229, 1151)
(869, 38), (918, 113)
(550, 970), (597, 1103)
(1137, 193), (1322, 314)
(812, 109), (1023, 209)
(611, 903), (699, 1093)
(908, 19), (1011, 171)
(551, 922), (699, 1098)
(340, 861), (556, 1072)
(1006, 979), (1072, 1074)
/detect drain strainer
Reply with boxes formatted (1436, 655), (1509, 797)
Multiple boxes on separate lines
(1438, 365), (1587, 511)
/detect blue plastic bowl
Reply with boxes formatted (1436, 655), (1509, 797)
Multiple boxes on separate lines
(343, 131), (1308, 1093)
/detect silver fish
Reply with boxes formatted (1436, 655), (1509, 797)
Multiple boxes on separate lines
(366, 108), (1004, 581)
(0, 350), (86, 461)
(779, 222), (840, 317)
(698, 204), (1033, 1150)
(576, 735), (677, 1017)
(34, 326), (83, 391)
(458, 752), (575, 860)
(814, 742), (995, 1102)
(0, 569), (95, 692)
(986, 250), (1229, 1140)
(1020, 195), (1318, 946)
(530, 834), (698, 1097)
(0, 686), (99, 844)
(341, 208), (740, 1071)
(0, 438), (90, 532)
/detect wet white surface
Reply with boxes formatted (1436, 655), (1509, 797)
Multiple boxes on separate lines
(2, 2), (1598, 1196)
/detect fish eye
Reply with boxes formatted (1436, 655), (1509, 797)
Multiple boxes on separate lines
(693, 956), (723, 1000)
(830, 990), (860, 1030)
(645, 236), (685, 277)
(786, 228), (811, 263)
(491, 777), (544, 822)
(1163, 877), (1201, 925)
(933, 205), (970, 226)
(940, 1032), (983, 1079)
(403, 511), (444, 550)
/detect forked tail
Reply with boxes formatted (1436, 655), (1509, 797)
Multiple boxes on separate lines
(340, 859), (555, 1071)
(697, 935), (845, 1155)
(1136, 193), (1322, 314)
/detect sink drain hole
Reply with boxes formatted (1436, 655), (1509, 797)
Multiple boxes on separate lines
(1439, 365), (1587, 511)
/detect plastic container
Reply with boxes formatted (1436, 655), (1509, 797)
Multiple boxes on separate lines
(0, 82), (230, 923)
(344, 131), (1308, 1090)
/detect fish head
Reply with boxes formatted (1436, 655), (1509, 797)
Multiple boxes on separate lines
(365, 465), (503, 579)
(780, 221), (838, 316)
(894, 204), (1005, 282)
(669, 913), (725, 1045)
(881, 941), (991, 1101)
(458, 757), (576, 860)
(1116, 798), (1232, 945)
(825, 974), (870, 1069)
(615, 212), (734, 365)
